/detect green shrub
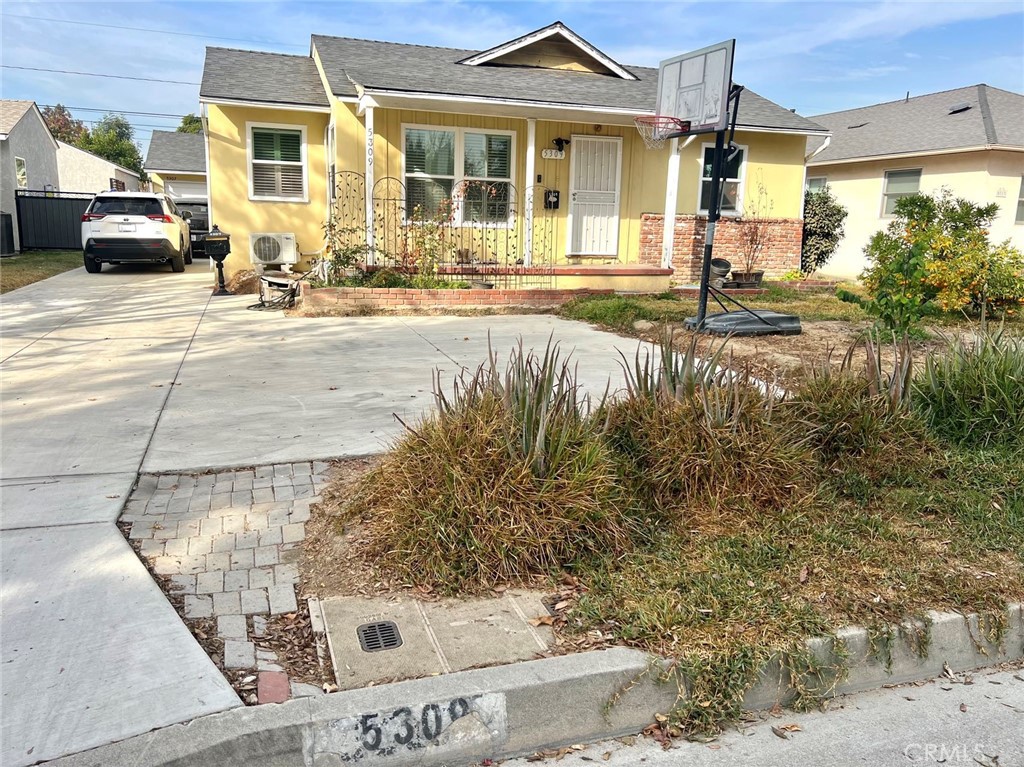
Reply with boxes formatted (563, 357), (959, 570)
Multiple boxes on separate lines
(801, 185), (848, 274)
(348, 340), (634, 592)
(913, 332), (1024, 448)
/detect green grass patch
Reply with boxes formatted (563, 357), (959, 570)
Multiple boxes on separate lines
(0, 250), (82, 293)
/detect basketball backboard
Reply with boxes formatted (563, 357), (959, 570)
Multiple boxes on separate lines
(655, 39), (735, 137)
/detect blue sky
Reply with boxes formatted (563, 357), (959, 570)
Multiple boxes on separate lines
(2, 0), (1022, 155)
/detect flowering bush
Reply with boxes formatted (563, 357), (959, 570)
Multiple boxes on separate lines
(862, 191), (1024, 331)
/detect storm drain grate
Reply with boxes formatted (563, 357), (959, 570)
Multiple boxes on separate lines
(357, 621), (403, 652)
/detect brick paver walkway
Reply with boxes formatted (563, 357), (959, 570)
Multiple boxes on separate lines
(121, 461), (330, 670)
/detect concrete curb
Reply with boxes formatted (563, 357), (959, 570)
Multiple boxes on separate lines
(45, 604), (1023, 767)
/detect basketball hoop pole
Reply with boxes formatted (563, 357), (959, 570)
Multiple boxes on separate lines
(695, 85), (743, 328)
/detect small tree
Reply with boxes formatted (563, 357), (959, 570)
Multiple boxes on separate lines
(862, 190), (1024, 333)
(42, 104), (88, 144)
(734, 175), (774, 278)
(801, 185), (847, 274)
(77, 114), (145, 179)
(177, 114), (203, 134)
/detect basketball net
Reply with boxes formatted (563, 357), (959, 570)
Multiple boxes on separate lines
(634, 116), (691, 150)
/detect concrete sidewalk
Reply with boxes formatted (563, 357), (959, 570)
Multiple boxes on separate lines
(0, 265), (633, 765)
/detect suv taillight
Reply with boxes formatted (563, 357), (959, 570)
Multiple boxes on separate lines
(146, 214), (175, 223)
(82, 212), (106, 221)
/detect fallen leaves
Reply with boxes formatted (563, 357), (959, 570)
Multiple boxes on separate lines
(771, 723), (802, 739)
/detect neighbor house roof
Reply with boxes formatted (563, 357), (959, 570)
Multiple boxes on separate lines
(200, 48), (331, 108)
(309, 34), (825, 133)
(808, 84), (1024, 165)
(144, 130), (207, 174)
(0, 100), (34, 136)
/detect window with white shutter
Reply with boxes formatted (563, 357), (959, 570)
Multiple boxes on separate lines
(249, 126), (306, 201)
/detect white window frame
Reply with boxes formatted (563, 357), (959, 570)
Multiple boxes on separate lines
(697, 142), (748, 217)
(15, 156), (28, 189)
(246, 121), (309, 203)
(1015, 175), (1024, 225)
(880, 167), (922, 218)
(401, 123), (516, 228)
(806, 176), (828, 192)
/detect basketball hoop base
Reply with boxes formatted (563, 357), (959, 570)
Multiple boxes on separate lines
(684, 310), (802, 337)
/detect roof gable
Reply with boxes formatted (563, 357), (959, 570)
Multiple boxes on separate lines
(0, 100), (58, 148)
(145, 130), (207, 174)
(808, 84), (1023, 164)
(456, 22), (637, 80)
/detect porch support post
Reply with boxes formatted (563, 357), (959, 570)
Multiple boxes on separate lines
(661, 136), (680, 270)
(524, 118), (536, 267)
(364, 105), (375, 264)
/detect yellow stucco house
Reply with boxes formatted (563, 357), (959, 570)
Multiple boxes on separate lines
(198, 22), (828, 288)
(808, 84), (1024, 279)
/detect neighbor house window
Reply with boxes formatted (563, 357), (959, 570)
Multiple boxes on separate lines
(403, 125), (514, 224)
(806, 176), (828, 192)
(882, 169), (921, 216)
(699, 144), (746, 214)
(1016, 176), (1024, 224)
(15, 157), (28, 189)
(249, 125), (306, 201)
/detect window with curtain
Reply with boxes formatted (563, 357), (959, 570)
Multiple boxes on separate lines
(806, 176), (828, 192)
(882, 169), (921, 216)
(699, 145), (745, 213)
(250, 127), (305, 200)
(404, 127), (514, 224)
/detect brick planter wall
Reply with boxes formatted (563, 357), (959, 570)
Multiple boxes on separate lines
(298, 285), (613, 314)
(765, 279), (840, 293)
(639, 214), (803, 281)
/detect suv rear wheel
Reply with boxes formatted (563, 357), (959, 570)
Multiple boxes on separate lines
(84, 253), (102, 273)
(184, 242), (193, 265)
(170, 239), (186, 273)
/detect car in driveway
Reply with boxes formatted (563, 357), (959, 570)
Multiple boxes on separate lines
(81, 192), (193, 273)
(174, 197), (209, 256)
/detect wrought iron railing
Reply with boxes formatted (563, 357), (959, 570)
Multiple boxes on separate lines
(329, 172), (559, 288)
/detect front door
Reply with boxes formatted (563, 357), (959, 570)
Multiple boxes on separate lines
(567, 135), (622, 257)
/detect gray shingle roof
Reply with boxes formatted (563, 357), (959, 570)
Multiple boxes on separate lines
(200, 47), (330, 108)
(310, 34), (825, 133)
(0, 100), (36, 135)
(145, 131), (207, 173)
(808, 84), (1024, 164)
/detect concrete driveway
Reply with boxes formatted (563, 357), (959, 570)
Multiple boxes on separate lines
(0, 264), (636, 765)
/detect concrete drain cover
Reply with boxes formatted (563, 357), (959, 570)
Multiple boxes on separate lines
(357, 621), (403, 652)
(320, 591), (555, 689)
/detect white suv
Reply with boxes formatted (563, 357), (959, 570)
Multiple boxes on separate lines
(81, 192), (193, 273)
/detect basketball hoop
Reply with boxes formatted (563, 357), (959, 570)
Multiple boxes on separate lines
(634, 116), (691, 150)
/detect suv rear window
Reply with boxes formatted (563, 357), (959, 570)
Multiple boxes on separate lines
(91, 197), (164, 216)
(177, 202), (208, 217)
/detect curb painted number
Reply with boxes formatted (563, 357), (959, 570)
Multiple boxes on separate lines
(316, 692), (508, 763)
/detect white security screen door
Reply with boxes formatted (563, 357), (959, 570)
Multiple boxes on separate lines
(568, 135), (622, 256)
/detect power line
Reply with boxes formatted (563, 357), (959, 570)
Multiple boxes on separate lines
(0, 13), (305, 49)
(3, 64), (199, 86)
(39, 105), (188, 118)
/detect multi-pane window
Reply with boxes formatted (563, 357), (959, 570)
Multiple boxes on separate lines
(250, 126), (305, 200)
(404, 126), (513, 224)
(699, 145), (746, 213)
(882, 169), (921, 216)
(1016, 175), (1023, 224)
(15, 157), (27, 189)
(806, 176), (828, 192)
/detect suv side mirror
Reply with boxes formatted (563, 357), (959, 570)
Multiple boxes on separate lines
(181, 210), (192, 220)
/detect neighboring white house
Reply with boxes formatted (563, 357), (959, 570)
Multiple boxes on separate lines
(56, 141), (140, 193)
(0, 100), (60, 252)
(807, 84), (1024, 279)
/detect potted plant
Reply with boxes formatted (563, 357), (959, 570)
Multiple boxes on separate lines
(732, 177), (774, 287)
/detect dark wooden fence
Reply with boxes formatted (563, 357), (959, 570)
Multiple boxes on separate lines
(15, 190), (94, 250)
